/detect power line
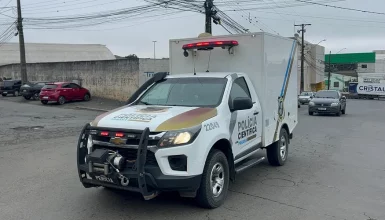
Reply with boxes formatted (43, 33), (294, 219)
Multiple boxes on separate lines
(294, 0), (385, 16)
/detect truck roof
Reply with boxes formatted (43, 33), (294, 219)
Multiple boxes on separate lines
(167, 72), (240, 79)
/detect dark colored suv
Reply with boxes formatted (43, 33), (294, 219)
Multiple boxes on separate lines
(0, 80), (22, 97)
(21, 81), (50, 100)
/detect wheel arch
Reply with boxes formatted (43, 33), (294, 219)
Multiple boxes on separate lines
(280, 123), (291, 143)
(210, 139), (235, 182)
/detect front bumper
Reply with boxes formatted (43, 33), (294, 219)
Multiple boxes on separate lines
(21, 90), (34, 97)
(309, 105), (340, 114)
(77, 124), (201, 199)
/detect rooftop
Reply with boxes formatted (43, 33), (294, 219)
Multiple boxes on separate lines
(0, 43), (116, 66)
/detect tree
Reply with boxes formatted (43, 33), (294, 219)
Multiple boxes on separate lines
(125, 54), (139, 60)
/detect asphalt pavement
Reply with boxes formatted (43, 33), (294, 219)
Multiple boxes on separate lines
(0, 98), (384, 220)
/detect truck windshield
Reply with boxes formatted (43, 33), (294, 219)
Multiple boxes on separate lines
(137, 77), (227, 107)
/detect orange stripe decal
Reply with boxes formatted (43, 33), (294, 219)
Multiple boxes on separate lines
(155, 108), (217, 131)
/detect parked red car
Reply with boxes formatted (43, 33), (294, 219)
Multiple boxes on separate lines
(39, 82), (91, 105)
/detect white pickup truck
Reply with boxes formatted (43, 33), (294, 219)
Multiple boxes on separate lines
(77, 32), (298, 208)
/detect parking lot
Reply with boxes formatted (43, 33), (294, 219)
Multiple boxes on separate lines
(0, 97), (384, 220)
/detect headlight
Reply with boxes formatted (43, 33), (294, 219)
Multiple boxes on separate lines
(309, 101), (315, 106)
(331, 102), (339, 107)
(158, 125), (201, 148)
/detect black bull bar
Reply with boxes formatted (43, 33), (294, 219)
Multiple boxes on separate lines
(77, 123), (158, 200)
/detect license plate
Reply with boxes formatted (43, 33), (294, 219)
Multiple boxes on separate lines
(318, 108), (326, 110)
(43, 96), (48, 99)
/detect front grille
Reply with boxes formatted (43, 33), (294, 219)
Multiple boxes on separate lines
(93, 133), (161, 146)
(93, 145), (158, 167)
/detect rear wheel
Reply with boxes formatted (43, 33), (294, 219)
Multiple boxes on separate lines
(41, 100), (48, 105)
(58, 96), (66, 105)
(1, 94), (6, 97)
(196, 149), (229, 209)
(33, 93), (40, 100)
(24, 96), (31, 100)
(267, 128), (289, 166)
(308, 111), (313, 115)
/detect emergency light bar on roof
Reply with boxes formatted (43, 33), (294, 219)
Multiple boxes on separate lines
(182, 40), (238, 50)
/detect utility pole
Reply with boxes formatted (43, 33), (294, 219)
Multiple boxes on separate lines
(295, 23), (311, 92)
(17, 0), (27, 84)
(328, 50), (331, 90)
(204, 0), (214, 34)
(152, 41), (157, 74)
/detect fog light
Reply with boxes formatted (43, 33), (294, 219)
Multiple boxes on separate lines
(168, 155), (187, 171)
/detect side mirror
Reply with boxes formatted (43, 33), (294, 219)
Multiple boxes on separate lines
(231, 97), (253, 111)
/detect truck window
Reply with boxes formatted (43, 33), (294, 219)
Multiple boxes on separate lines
(229, 77), (251, 104)
(137, 77), (227, 107)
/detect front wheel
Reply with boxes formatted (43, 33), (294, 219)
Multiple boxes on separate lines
(341, 107), (346, 114)
(41, 100), (48, 105)
(308, 111), (313, 115)
(267, 128), (289, 166)
(336, 108), (341, 116)
(195, 149), (229, 209)
(24, 96), (31, 100)
(1, 94), (6, 97)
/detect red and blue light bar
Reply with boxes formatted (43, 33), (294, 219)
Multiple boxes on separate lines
(182, 40), (239, 50)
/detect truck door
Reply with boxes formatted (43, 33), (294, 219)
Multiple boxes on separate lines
(229, 77), (262, 160)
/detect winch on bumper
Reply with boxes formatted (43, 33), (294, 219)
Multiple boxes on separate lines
(77, 124), (201, 200)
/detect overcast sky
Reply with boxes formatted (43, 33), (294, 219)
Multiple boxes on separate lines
(2, 0), (385, 58)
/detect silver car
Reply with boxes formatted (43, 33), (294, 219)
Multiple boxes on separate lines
(298, 91), (314, 105)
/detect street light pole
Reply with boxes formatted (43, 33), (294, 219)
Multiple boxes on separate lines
(152, 41), (157, 60)
(327, 48), (346, 90)
(328, 50), (331, 90)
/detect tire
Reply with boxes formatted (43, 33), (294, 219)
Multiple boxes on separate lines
(336, 108), (341, 116)
(195, 149), (229, 209)
(267, 128), (289, 166)
(41, 100), (48, 105)
(33, 93), (40, 100)
(341, 107), (346, 114)
(83, 93), (91, 101)
(58, 96), (66, 105)
(308, 111), (313, 115)
(2, 93), (6, 97)
(24, 96), (31, 100)
(13, 91), (19, 97)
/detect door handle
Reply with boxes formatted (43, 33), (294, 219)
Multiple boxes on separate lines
(253, 111), (259, 115)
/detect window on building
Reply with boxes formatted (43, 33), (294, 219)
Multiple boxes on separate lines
(361, 64), (367, 68)
(334, 82), (339, 87)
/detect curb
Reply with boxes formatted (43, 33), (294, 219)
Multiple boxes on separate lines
(74, 106), (110, 112)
